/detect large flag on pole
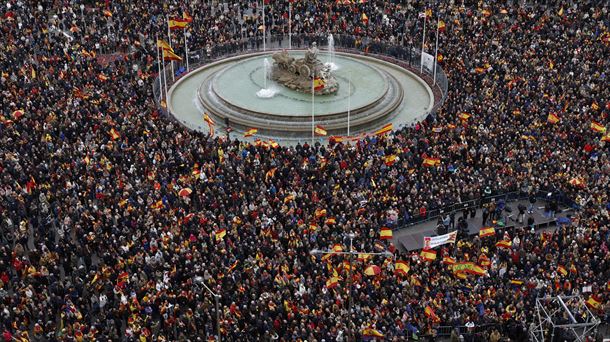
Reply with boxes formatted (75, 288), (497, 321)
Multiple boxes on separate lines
(163, 49), (182, 61)
(169, 18), (189, 30)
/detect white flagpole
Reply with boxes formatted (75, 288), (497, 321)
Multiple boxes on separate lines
(347, 74), (351, 137)
(420, 12), (426, 74)
(184, 29), (189, 72)
(311, 77), (315, 145)
(162, 53), (168, 105)
(262, 1), (266, 51)
(433, 16), (440, 85)
(167, 16), (174, 81)
(288, 1), (292, 49)
(156, 35), (162, 97)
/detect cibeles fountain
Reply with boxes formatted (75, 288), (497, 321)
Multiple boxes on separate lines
(166, 34), (438, 143)
(270, 43), (339, 95)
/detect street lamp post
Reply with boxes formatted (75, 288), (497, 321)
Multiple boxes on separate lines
(310, 233), (393, 341)
(200, 281), (222, 342)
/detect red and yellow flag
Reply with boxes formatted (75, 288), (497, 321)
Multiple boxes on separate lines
(557, 265), (568, 277)
(591, 121), (606, 133)
(364, 265), (381, 276)
(183, 12), (193, 23)
(479, 227), (495, 238)
(422, 157), (440, 167)
(458, 112), (471, 120)
(495, 240), (512, 249)
(163, 49), (182, 61)
(326, 276), (340, 289)
(169, 18), (189, 30)
(314, 125), (328, 136)
(109, 128), (120, 140)
(324, 217), (336, 225)
(215, 229), (227, 241)
(420, 249), (437, 262)
(424, 306), (440, 322)
(442, 256), (456, 265)
(395, 260), (409, 275)
(586, 295), (601, 310)
(379, 227), (392, 240)
(203, 114), (215, 136)
(156, 39), (173, 52)
(244, 128), (258, 137)
(103, 10), (112, 17)
(374, 123), (393, 136)
(547, 113), (559, 124)
(361, 13), (369, 24)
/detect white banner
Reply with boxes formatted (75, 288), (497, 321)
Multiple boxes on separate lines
(423, 231), (458, 249)
(421, 51), (435, 71)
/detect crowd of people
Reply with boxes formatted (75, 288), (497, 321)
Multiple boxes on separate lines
(0, 0), (609, 341)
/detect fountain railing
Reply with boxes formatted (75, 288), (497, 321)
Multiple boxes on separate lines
(154, 33), (449, 130)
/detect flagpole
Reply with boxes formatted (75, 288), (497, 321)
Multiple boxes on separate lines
(288, 1), (292, 50)
(167, 16), (174, 81)
(162, 54), (168, 105)
(262, 0), (266, 51)
(156, 34), (162, 99)
(184, 28), (189, 72)
(433, 16), (440, 86)
(347, 74), (351, 137)
(311, 77), (315, 145)
(420, 12), (426, 74)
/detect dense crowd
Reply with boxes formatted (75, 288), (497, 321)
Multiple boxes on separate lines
(1, 0), (609, 341)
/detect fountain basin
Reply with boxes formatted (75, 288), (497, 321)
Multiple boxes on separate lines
(167, 51), (435, 142)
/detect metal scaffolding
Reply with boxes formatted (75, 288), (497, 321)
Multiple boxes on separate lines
(530, 295), (600, 342)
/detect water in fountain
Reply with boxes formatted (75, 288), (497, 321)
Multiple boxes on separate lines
(326, 33), (339, 71)
(257, 57), (279, 98)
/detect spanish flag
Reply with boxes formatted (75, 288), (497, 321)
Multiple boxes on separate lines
(103, 10), (112, 17)
(569, 177), (585, 187)
(422, 157), (440, 167)
(379, 227), (392, 240)
(163, 49), (182, 61)
(442, 256), (456, 265)
(384, 154), (398, 166)
(169, 18), (189, 30)
(109, 128), (120, 140)
(591, 121), (606, 133)
(420, 249), (437, 262)
(424, 306), (440, 322)
(591, 102), (600, 110)
(395, 260), (410, 275)
(364, 265), (381, 276)
(183, 11), (193, 23)
(361, 327), (383, 338)
(510, 279), (523, 286)
(438, 20), (446, 32)
(495, 240), (512, 249)
(315, 208), (327, 218)
(215, 229), (227, 241)
(313, 77), (325, 91)
(332, 244), (343, 253)
(586, 295), (601, 310)
(157, 39), (173, 52)
(326, 277), (340, 289)
(458, 112), (471, 120)
(265, 167), (277, 182)
(479, 227), (495, 238)
(602, 134), (610, 142)
(557, 265), (568, 277)
(315, 125), (328, 136)
(547, 113), (559, 124)
(244, 128), (258, 137)
(358, 253), (371, 262)
(374, 123), (393, 136)
(325, 217), (336, 225)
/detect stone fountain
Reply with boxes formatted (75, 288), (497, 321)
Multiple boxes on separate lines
(270, 43), (339, 95)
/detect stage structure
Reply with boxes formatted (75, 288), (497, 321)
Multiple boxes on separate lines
(530, 295), (600, 342)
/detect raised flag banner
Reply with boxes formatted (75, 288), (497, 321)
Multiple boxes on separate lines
(374, 123), (393, 136)
(422, 157), (441, 167)
(479, 227), (496, 238)
(547, 113), (560, 124)
(244, 128), (258, 137)
(364, 265), (381, 276)
(326, 276), (339, 289)
(420, 249), (437, 261)
(362, 327), (383, 339)
(169, 18), (189, 30)
(314, 125), (328, 136)
(395, 260), (410, 275)
(163, 49), (183, 61)
(442, 256), (456, 265)
(157, 39), (173, 52)
(423, 231), (457, 249)
(557, 265), (568, 277)
(591, 121), (606, 133)
(379, 227), (393, 240)
(495, 240), (512, 249)
(453, 262), (486, 276)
